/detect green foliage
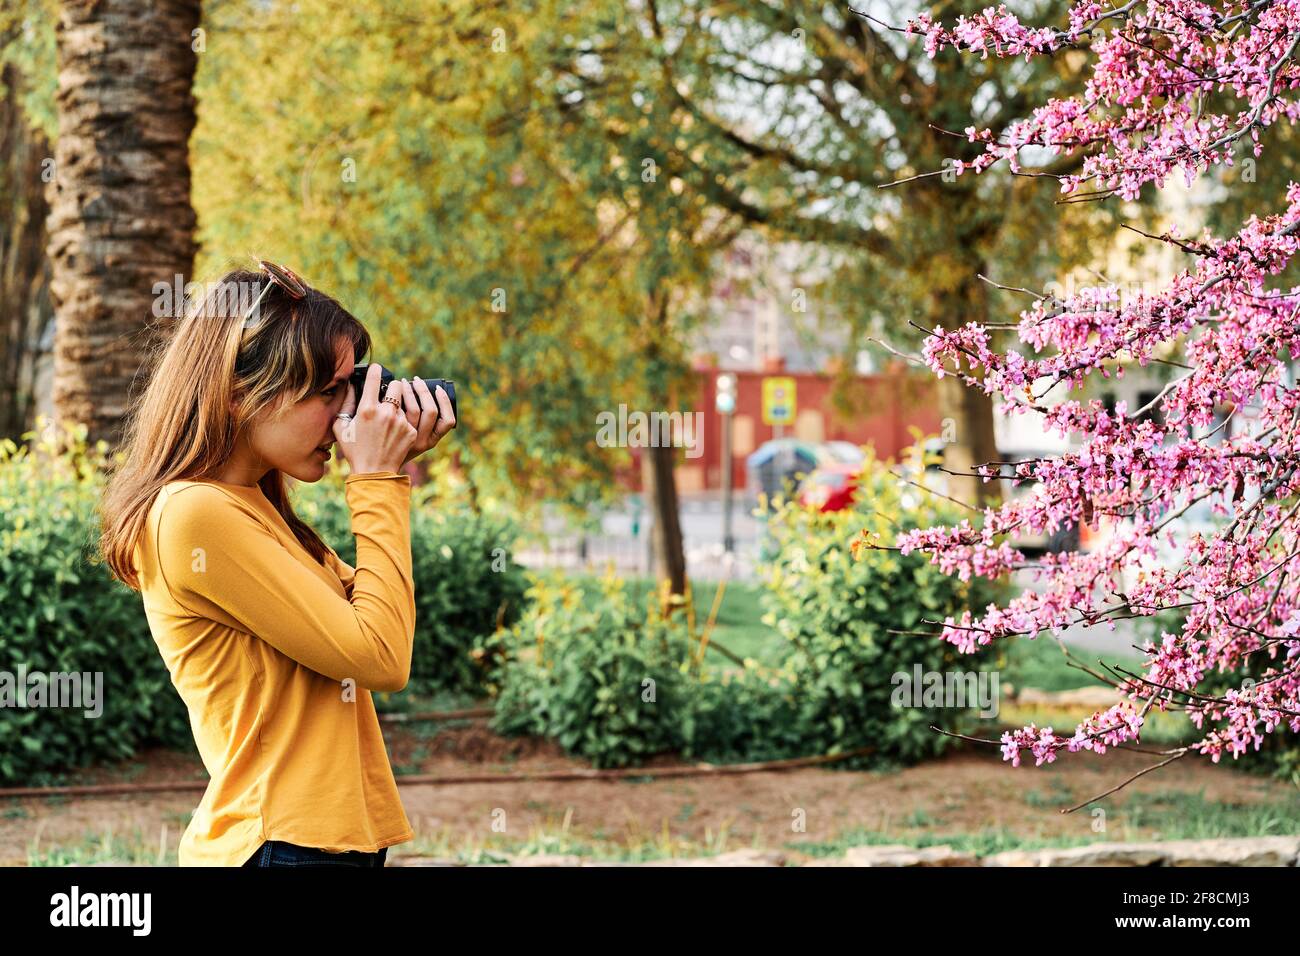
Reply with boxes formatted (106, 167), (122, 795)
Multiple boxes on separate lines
(485, 442), (1016, 771)
(484, 571), (812, 767)
(756, 443), (1011, 769)
(681, 668), (804, 764)
(0, 423), (194, 786)
(0, 0), (58, 138)
(0, 423), (530, 784)
(1000, 632), (1144, 693)
(191, 0), (712, 524)
(533, 1), (1117, 406)
(485, 574), (698, 768)
(289, 460), (531, 699)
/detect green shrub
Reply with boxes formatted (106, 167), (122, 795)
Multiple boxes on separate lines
(0, 423), (194, 786)
(486, 573), (806, 767)
(756, 443), (1010, 769)
(485, 574), (698, 768)
(681, 668), (803, 764)
(484, 444), (1012, 772)
(0, 421), (532, 785)
(290, 460), (530, 700)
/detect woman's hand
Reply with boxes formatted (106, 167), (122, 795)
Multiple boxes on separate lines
(332, 363), (420, 475)
(392, 376), (457, 465)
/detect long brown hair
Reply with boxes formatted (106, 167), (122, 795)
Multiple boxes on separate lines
(100, 262), (371, 590)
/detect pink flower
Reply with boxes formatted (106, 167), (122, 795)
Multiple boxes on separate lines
(879, 0), (1300, 775)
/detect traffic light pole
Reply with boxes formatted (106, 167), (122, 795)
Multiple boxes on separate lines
(716, 372), (738, 555)
(722, 409), (734, 553)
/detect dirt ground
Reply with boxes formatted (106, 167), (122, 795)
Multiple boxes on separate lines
(1, 722), (1294, 865)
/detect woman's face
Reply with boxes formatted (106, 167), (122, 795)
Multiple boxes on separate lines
(241, 338), (354, 483)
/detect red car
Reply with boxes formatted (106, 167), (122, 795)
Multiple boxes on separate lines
(797, 454), (950, 514)
(797, 462), (862, 513)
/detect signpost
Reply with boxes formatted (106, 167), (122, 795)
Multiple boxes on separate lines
(762, 376), (795, 439)
(716, 373), (737, 553)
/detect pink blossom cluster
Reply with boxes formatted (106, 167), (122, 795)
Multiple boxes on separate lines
(908, 7), (1076, 61)
(914, 2), (1300, 200)
(1067, 701), (1146, 755)
(1188, 668), (1297, 762)
(1000, 723), (1063, 766)
(890, 1), (1300, 771)
(999, 701), (1146, 765)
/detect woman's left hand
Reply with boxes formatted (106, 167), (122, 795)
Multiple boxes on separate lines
(392, 377), (457, 465)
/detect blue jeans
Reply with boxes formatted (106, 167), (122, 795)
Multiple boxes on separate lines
(243, 840), (388, 867)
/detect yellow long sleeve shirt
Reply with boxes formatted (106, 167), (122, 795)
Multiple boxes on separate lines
(132, 472), (416, 866)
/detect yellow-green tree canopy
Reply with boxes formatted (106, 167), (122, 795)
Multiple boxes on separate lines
(193, 0), (724, 513)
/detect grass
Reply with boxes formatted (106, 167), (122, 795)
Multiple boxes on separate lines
(998, 701), (1197, 746)
(23, 819), (764, 867)
(789, 788), (1300, 861)
(26, 824), (179, 867)
(25, 787), (1298, 866)
(1123, 789), (1300, 840)
(793, 827), (1079, 860)
(692, 579), (786, 664)
(20, 573), (1292, 866)
(568, 574), (1157, 696)
(568, 573), (786, 667)
(1001, 632), (1145, 692)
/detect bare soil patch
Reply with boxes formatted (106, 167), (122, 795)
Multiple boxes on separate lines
(1, 723), (1292, 865)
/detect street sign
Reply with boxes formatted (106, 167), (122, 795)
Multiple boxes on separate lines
(762, 377), (795, 426)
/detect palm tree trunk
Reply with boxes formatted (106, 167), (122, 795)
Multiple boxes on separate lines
(46, 0), (201, 450)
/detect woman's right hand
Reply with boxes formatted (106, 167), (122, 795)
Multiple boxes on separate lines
(333, 363), (418, 475)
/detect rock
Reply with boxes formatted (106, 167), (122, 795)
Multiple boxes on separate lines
(65, 862), (148, 867)
(579, 860), (649, 867)
(501, 853), (584, 867)
(983, 836), (1300, 867)
(390, 836), (1300, 868)
(826, 844), (976, 867)
(1160, 837), (1300, 867)
(984, 843), (1167, 867)
(632, 848), (786, 867)
(386, 856), (465, 867)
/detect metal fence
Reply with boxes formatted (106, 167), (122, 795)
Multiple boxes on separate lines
(512, 494), (764, 581)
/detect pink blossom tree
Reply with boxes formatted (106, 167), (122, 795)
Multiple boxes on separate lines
(856, 0), (1300, 798)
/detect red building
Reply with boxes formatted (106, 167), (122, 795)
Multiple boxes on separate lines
(622, 355), (945, 494)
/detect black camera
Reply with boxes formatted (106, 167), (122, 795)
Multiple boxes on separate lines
(349, 364), (458, 426)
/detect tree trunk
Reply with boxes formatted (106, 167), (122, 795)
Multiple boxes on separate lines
(646, 441), (687, 598)
(929, 268), (1003, 510)
(0, 63), (53, 443)
(639, 291), (688, 601)
(46, 0), (201, 450)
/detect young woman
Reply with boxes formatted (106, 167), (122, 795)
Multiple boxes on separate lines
(99, 261), (456, 867)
